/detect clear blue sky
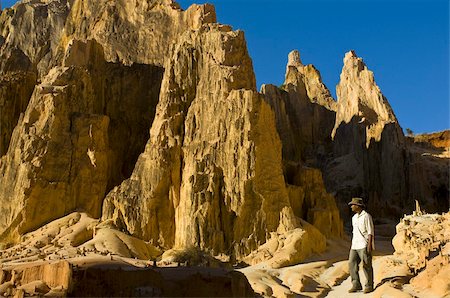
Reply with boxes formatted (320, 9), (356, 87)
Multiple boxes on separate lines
(2, 0), (449, 134)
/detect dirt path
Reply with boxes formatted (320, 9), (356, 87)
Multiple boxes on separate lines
(240, 235), (398, 297)
(326, 264), (374, 297)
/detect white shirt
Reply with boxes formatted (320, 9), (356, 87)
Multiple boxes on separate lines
(351, 210), (374, 250)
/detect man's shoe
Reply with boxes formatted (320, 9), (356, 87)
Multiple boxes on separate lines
(363, 287), (373, 293)
(348, 286), (362, 293)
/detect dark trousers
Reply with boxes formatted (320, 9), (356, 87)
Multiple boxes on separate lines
(349, 248), (373, 289)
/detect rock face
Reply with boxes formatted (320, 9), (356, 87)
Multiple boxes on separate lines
(331, 51), (398, 146)
(0, 66), (108, 244)
(0, 71), (36, 156)
(101, 24), (322, 260)
(407, 130), (449, 214)
(0, 0), (447, 269)
(327, 50), (410, 217)
(59, 0), (216, 66)
(0, 0), (73, 156)
(261, 50), (342, 238)
(69, 265), (255, 297)
(263, 48), (448, 220)
(0, 261), (72, 297)
(262, 50), (336, 170)
(0, 0), (71, 75)
(390, 209), (450, 297)
(0, 0), (333, 264)
(0, 260), (255, 297)
(0, 39), (163, 245)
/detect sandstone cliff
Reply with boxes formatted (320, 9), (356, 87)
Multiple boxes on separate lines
(406, 131), (450, 212)
(327, 50), (412, 217)
(262, 50), (336, 170)
(262, 48), (448, 220)
(0, 37), (165, 245)
(0, 0), (447, 271)
(101, 23), (327, 260)
(261, 50), (342, 238)
(59, 0), (216, 67)
(0, 0), (73, 158)
(0, 0), (72, 156)
(264, 49), (403, 218)
(0, 71), (36, 156)
(331, 51), (398, 146)
(0, 0), (334, 266)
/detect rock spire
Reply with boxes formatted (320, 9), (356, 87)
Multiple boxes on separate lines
(332, 50), (398, 147)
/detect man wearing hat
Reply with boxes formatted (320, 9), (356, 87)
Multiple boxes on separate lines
(348, 197), (374, 293)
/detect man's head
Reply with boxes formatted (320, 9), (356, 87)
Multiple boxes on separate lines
(348, 197), (365, 213)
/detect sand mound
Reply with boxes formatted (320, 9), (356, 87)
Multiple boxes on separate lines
(81, 227), (161, 260)
(243, 220), (326, 269)
(0, 212), (161, 266)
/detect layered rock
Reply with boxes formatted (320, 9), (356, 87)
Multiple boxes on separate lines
(0, 261), (72, 297)
(412, 130), (450, 149)
(0, 259), (255, 297)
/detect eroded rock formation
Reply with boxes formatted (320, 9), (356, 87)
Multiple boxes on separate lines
(59, 0), (216, 66)
(0, 38), (164, 245)
(101, 23), (325, 261)
(0, 259), (255, 297)
(0, 71), (36, 156)
(386, 208), (450, 297)
(328, 51), (411, 217)
(0, 0), (447, 273)
(264, 49), (448, 220)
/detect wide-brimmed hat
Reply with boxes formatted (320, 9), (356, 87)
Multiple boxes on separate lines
(348, 197), (365, 207)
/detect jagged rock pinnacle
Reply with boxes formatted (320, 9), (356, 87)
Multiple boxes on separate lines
(344, 49), (358, 61)
(332, 50), (398, 146)
(287, 50), (303, 68)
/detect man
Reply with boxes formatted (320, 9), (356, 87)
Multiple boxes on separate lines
(348, 197), (374, 293)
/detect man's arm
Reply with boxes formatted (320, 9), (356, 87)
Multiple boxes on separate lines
(366, 213), (374, 253)
(367, 234), (373, 253)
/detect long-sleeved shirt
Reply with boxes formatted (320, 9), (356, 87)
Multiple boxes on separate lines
(351, 210), (374, 250)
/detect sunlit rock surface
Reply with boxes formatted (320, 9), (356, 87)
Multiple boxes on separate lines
(0, 3), (447, 294)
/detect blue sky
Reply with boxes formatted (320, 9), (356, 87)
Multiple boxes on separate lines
(2, 0), (449, 134)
